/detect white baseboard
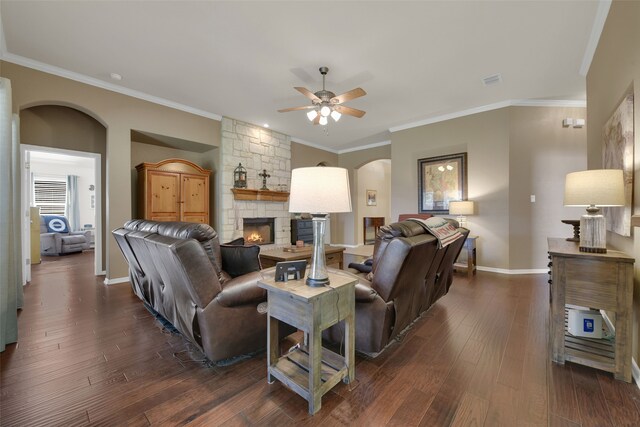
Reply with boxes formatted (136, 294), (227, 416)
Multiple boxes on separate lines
(476, 266), (548, 275)
(103, 277), (129, 285)
(601, 311), (640, 389)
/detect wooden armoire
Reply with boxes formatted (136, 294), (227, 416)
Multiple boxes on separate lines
(136, 158), (211, 224)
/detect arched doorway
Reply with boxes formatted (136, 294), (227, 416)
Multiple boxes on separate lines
(355, 159), (391, 245)
(20, 105), (107, 278)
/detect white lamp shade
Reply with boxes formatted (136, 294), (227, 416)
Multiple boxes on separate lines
(289, 167), (352, 214)
(564, 169), (625, 207)
(449, 200), (474, 215)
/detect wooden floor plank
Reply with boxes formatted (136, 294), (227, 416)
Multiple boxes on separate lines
(2, 252), (640, 427)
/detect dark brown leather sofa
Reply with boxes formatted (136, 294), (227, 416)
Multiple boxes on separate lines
(113, 220), (292, 362)
(324, 219), (469, 355)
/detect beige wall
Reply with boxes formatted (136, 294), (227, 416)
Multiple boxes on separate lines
(291, 142), (339, 169)
(509, 106), (587, 269)
(586, 0), (640, 363)
(391, 106), (587, 270)
(357, 159), (391, 244)
(337, 144), (391, 245)
(20, 105), (107, 269)
(1, 61), (221, 280)
(392, 109), (511, 269)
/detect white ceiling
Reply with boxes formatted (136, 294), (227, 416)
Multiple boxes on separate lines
(1, 1), (604, 152)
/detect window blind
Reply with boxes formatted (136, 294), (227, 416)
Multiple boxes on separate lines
(34, 179), (67, 215)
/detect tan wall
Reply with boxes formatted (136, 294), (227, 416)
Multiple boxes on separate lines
(586, 0), (640, 364)
(391, 109), (511, 269)
(1, 61), (221, 280)
(130, 141), (219, 227)
(337, 144), (391, 245)
(509, 106), (587, 269)
(357, 160), (391, 244)
(291, 142), (339, 169)
(20, 105), (107, 269)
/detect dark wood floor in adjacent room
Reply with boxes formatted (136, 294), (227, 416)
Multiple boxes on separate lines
(2, 251), (640, 426)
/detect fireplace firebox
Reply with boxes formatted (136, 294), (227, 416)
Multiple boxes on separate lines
(243, 218), (275, 245)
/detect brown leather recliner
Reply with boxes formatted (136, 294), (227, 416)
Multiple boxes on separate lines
(324, 219), (469, 355)
(112, 220), (293, 362)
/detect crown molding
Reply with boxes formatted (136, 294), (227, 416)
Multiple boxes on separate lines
(338, 140), (391, 154)
(0, 52), (222, 121)
(389, 99), (586, 133)
(579, 0), (612, 77)
(290, 137), (339, 154)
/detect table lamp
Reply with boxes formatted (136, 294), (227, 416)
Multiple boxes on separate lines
(564, 169), (625, 253)
(449, 200), (474, 228)
(289, 167), (352, 287)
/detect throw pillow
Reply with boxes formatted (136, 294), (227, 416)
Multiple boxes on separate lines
(43, 215), (70, 233)
(220, 244), (261, 278)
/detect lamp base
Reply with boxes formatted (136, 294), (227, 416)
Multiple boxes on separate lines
(307, 214), (330, 287)
(579, 211), (607, 254)
(306, 276), (329, 287)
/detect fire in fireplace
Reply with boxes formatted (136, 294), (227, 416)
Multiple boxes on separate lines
(243, 218), (275, 245)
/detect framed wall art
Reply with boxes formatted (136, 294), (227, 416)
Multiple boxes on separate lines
(418, 152), (467, 214)
(602, 93), (634, 237)
(366, 190), (377, 206)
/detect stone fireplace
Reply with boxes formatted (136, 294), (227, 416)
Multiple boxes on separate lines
(220, 117), (292, 247)
(243, 217), (275, 245)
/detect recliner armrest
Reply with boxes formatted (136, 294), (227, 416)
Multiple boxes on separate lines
(355, 283), (379, 303)
(215, 271), (266, 307)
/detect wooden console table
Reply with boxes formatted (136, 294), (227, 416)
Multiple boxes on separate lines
(260, 246), (344, 269)
(363, 217), (385, 245)
(454, 236), (477, 278)
(259, 271), (356, 414)
(548, 238), (634, 382)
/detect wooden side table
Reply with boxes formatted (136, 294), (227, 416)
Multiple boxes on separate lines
(258, 271), (356, 414)
(259, 245), (345, 269)
(548, 238), (634, 382)
(454, 236), (477, 278)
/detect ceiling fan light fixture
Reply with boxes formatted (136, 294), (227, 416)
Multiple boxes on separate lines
(320, 105), (331, 117)
(307, 110), (318, 121)
(319, 116), (328, 125)
(331, 110), (341, 122)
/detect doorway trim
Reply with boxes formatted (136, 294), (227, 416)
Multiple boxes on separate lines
(21, 144), (103, 277)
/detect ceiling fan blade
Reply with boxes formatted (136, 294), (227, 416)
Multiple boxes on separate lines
(334, 105), (366, 118)
(277, 105), (316, 113)
(331, 88), (366, 104)
(294, 87), (321, 103)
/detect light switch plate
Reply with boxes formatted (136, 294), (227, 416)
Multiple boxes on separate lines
(530, 195), (536, 203)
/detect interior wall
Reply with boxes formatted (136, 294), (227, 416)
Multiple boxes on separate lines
(291, 142), (339, 169)
(508, 106), (587, 269)
(130, 141), (218, 227)
(2, 61), (221, 280)
(20, 105), (107, 269)
(356, 159), (391, 245)
(586, 0), (640, 365)
(337, 144), (391, 245)
(391, 109), (510, 269)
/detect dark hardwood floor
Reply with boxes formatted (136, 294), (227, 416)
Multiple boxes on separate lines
(2, 251), (640, 426)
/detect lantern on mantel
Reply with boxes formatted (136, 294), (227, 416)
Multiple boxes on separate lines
(234, 163), (247, 188)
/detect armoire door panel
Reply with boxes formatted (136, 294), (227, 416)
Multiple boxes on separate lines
(181, 174), (208, 220)
(148, 171), (180, 217)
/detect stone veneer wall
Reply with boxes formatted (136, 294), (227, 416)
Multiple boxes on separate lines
(220, 117), (291, 245)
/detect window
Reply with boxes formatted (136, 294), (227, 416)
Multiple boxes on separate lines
(33, 178), (67, 215)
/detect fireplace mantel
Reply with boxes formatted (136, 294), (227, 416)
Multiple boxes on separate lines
(231, 188), (290, 202)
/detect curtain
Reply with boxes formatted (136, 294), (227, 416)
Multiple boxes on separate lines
(66, 175), (80, 231)
(0, 77), (24, 352)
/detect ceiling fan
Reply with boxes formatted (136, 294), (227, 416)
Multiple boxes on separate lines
(278, 66), (366, 125)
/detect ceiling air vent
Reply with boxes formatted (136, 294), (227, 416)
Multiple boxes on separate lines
(482, 73), (502, 86)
